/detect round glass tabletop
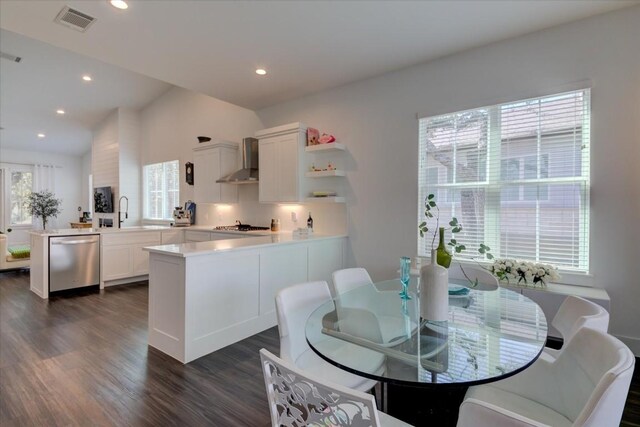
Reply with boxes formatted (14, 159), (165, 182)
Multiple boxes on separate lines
(305, 279), (548, 387)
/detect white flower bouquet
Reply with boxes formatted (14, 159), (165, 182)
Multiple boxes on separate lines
(488, 258), (560, 287)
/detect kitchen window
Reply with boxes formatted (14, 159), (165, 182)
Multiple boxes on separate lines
(418, 89), (590, 272)
(143, 160), (179, 221)
(0, 165), (33, 229)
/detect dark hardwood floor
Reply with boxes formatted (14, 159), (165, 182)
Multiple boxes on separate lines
(1, 270), (639, 426)
(0, 271), (277, 426)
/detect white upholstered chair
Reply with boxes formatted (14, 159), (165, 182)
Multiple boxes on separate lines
(543, 295), (609, 361)
(331, 267), (374, 296)
(275, 280), (384, 393)
(332, 268), (418, 344)
(457, 327), (635, 427)
(260, 349), (411, 427)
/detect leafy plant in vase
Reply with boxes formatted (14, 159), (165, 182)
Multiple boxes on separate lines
(417, 194), (493, 321)
(27, 190), (62, 230)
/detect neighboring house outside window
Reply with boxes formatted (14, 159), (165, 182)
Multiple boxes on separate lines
(418, 89), (590, 272)
(143, 160), (179, 221)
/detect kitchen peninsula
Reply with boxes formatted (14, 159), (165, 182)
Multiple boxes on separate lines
(143, 233), (346, 363)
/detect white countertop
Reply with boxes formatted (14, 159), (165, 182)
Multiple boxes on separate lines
(144, 233), (346, 258)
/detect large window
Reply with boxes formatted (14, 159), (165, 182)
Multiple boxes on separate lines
(10, 169), (33, 225)
(418, 89), (590, 272)
(143, 160), (179, 221)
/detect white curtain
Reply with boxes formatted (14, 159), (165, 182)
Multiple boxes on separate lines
(32, 164), (58, 229)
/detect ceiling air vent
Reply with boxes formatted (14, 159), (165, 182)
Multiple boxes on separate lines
(0, 52), (22, 63)
(54, 6), (96, 32)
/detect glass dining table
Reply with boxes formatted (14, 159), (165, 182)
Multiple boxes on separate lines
(305, 279), (548, 425)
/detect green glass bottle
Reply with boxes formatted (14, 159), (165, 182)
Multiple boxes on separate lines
(436, 227), (452, 268)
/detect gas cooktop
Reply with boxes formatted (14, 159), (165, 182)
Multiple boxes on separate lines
(213, 224), (270, 232)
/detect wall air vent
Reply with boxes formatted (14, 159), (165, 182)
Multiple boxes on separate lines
(0, 52), (22, 63)
(54, 6), (96, 32)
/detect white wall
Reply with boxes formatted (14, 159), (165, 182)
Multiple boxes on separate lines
(0, 148), (83, 244)
(92, 109), (119, 226)
(80, 150), (91, 213)
(139, 87), (348, 234)
(118, 108), (142, 226)
(257, 7), (640, 350)
(140, 86), (264, 207)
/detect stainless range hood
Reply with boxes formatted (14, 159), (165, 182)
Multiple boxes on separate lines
(216, 137), (259, 184)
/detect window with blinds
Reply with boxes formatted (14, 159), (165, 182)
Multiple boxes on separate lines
(418, 89), (590, 272)
(143, 160), (179, 221)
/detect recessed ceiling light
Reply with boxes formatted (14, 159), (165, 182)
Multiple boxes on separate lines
(82, 75), (92, 81)
(37, 133), (46, 138)
(56, 109), (65, 115)
(110, 0), (129, 10)
(255, 68), (267, 76)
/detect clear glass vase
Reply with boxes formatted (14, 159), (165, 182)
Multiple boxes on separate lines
(399, 256), (412, 300)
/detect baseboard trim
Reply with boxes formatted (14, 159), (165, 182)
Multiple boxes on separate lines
(615, 334), (640, 357)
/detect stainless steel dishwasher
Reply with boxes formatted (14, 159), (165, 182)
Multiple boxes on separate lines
(49, 234), (100, 292)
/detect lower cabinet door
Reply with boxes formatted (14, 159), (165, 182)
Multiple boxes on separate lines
(102, 245), (133, 281)
(132, 244), (151, 276)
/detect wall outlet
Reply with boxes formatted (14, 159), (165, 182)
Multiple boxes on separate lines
(291, 211), (297, 223)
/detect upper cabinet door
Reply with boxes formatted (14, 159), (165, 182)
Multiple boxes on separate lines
(277, 133), (299, 202)
(258, 138), (279, 203)
(194, 147), (220, 203)
(193, 142), (239, 204)
(256, 122), (306, 203)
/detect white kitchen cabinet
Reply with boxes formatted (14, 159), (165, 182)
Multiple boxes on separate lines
(256, 123), (307, 203)
(161, 230), (185, 245)
(193, 140), (238, 204)
(101, 231), (161, 285)
(102, 245), (134, 281)
(185, 230), (212, 242)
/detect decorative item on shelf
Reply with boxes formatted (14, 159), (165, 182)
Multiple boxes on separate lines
(318, 133), (336, 144)
(77, 206), (83, 222)
(185, 162), (194, 185)
(488, 259), (560, 288)
(270, 218), (280, 232)
(27, 190), (62, 230)
(197, 136), (211, 143)
(327, 162), (335, 171)
(307, 127), (319, 146)
(399, 256), (412, 300)
(420, 249), (449, 321)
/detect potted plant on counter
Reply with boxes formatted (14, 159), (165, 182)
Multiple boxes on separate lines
(28, 191), (62, 230)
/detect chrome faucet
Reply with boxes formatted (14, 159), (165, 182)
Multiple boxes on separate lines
(118, 196), (129, 228)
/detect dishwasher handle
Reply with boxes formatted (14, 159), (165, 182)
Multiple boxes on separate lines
(51, 239), (98, 245)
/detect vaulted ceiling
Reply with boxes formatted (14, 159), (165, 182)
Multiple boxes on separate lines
(1, 0), (637, 155)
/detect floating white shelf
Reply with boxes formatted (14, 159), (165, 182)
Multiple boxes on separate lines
(305, 170), (346, 178)
(305, 143), (346, 153)
(305, 196), (346, 203)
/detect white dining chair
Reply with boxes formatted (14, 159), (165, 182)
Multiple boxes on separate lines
(543, 295), (609, 361)
(260, 349), (411, 427)
(457, 327), (635, 427)
(275, 280), (384, 393)
(332, 267), (374, 296)
(333, 268), (418, 344)
(458, 265), (499, 291)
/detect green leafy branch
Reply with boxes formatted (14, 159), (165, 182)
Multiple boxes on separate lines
(418, 193), (494, 260)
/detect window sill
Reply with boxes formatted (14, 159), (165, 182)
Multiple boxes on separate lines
(416, 256), (594, 288)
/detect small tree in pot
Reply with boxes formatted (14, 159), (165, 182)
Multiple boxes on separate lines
(28, 191), (62, 230)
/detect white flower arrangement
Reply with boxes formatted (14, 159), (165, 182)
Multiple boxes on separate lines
(488, 258), (560, 287)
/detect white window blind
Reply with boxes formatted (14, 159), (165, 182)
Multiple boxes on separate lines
(418, 89), (590, 272)
(143, 160), (179, 221)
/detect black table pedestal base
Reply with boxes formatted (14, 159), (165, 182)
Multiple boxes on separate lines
(385, 383), (467, 426)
